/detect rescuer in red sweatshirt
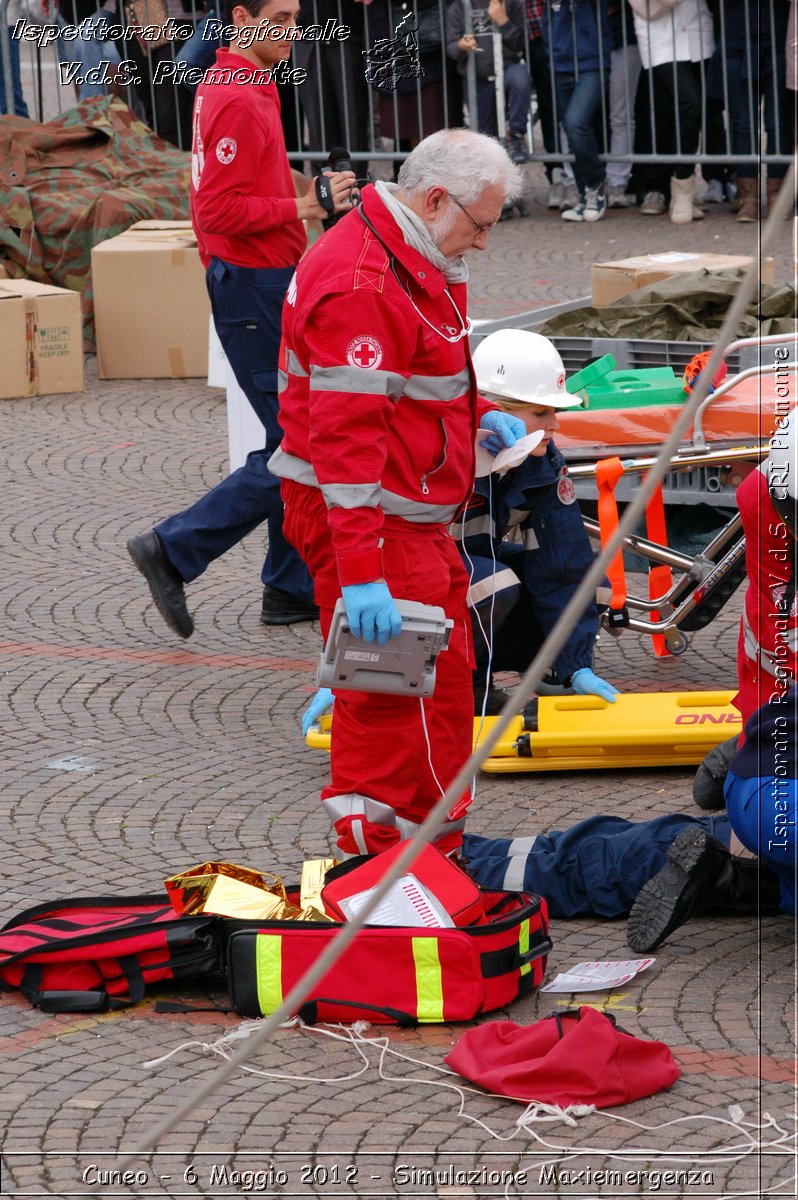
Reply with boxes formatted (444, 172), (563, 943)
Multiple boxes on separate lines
(127, 0), (355, 638)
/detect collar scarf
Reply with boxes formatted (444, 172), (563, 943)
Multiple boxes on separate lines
(374, 179), (469, 285)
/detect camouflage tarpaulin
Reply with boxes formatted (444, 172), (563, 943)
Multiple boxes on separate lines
(535, 269), (798, 342)
(0, 96), (191, 347)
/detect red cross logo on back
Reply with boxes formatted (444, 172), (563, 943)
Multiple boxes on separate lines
(346, 336), (383, 370)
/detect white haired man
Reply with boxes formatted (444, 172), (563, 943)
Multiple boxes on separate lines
(270, 129), (523, 857)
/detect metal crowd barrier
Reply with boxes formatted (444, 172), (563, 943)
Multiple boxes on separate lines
(1, 0), (795, 167)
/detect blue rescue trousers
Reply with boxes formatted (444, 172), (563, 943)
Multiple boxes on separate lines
(726, 770), (797, 915)
(155, 259), (314, 601)
(462, 813), (732, 918)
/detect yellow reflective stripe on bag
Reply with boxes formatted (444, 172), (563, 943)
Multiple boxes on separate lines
(519, 918), (531, 977)
(256, 935), (283, 1014)
(412, 937), (444, 1022)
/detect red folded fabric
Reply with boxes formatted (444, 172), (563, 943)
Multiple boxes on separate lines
(445, 1006), (680, 1108)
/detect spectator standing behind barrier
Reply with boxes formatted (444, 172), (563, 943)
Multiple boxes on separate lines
(526, 0), (564, 205)
(271, 130), (523, 857)
(542, 0), (613, 223)
(117, 0), (195, 147)
(446, 0), (532, 165)
(605, 1), (640, 207)
(292, 0), (371, 171)
(2, 2), (30, 115)
(628, 0), (714, 225)
(45, 0), (126, 103)
(712, 0), (794, 224)
(127, 0), (355, 639)
(458, 329), (619, 713)
(368, 0), (459, 166)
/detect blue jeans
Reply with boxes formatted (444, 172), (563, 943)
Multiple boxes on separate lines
(726, 770), (797, 914)
(554, 70), (605, 193)
(462, 813), (731, 919)
(156, 260), (314, 601)
(0, 27), (29, 116)
(55, 10), (121, 99)
(470, 62), (532, 138)
(174, 12), (221, 92)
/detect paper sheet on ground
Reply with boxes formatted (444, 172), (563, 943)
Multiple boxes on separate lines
(540, 958), (655, 993)
(475, 429), (545, 477)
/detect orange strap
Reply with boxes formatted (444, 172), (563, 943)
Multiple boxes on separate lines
(645, 477), (672, 657)
(595, 457), (627, 612)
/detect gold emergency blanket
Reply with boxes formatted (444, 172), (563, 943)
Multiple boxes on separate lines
(165, 860), (337, 922)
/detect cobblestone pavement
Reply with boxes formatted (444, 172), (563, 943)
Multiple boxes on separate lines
(0, 187), (796, 1200)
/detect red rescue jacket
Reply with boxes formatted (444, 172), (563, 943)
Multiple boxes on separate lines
(270, 185), (495, 587)
(189, 48), (306, 270)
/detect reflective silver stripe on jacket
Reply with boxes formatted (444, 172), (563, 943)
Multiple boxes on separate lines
(742, 609), (796, 680)
(467, 566), (520, 607)
(381, 489), (458, 523)
(501, 837), (538, 892)
(311, 364), (407, 399)
(268, 446), (319, 485)
(403, 370), (471, 402)
(321, 482), (381, 510)
(458, 512), (494, 539)
(287, 349), (307, 376)
(277, 369), (288, 393)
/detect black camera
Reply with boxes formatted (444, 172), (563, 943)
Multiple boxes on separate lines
(313, 147), (370, 228)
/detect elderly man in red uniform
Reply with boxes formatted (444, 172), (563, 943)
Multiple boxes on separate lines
(270, 130), (524, 856)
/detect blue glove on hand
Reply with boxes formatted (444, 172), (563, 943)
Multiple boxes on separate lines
(301, 687), (334, 737)
(342, 582), (403, 645)
(479, 410), (527, 455)
(570, 667), (620, 704)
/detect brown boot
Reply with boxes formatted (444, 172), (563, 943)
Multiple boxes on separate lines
(766, 175), (794, 218)
(735, 176), (759, 223)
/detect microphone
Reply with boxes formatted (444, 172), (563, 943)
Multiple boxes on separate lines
(327, 146), (353, 174)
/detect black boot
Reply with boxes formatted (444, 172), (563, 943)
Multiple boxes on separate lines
(627, 826), (782, 953)
(472, 672), (509, 716)
(693, 735), (739, 810)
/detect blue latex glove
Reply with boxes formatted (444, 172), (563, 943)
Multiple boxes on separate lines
(301, 687), (334, 736)
(479, 410), (527, 455)
(570, 667), (620, 704)
(342, 582), (403, 645)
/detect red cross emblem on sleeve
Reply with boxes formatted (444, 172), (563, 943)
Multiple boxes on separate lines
(346, 336), (383, 370)
(216, 137), (237, 164)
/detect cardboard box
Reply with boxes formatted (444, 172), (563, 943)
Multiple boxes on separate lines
(591, 251), (776, 307)
(0, 278), (84, 399)
(92, 221), (210, 379)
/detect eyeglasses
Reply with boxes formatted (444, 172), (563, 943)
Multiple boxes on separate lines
(449, 194), (499, 236)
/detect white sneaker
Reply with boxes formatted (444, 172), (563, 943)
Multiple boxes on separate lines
(699, 178), (724, 204)
(606, 185), (633, 208)
(640, 191), (666, 215)
(583, 183), (606, 222)
(547, 176), (565, 209)
(561, 200), (585, 222)
(559, 183), (580, 211)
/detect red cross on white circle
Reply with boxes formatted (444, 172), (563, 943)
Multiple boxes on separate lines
(346, 335), (383, 370)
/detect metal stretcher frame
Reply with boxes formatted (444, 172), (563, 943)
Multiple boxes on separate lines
(566, 334), (798, 655)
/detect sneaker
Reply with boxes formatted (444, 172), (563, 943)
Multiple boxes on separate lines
(583, 183), (606, 222)
(547, 169), (565, 209)
(507, 133), (530, 165)
(561, 200), (585, 222)
(699, 178), (724, 204)
(606, 184), (633, 208)
(639, 190), (666, 215)
(559, 183), (580, 211)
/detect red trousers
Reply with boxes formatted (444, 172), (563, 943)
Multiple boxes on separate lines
(283, 482), (474, 856)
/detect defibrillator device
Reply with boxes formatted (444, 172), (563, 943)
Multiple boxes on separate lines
(317, 599), (453, 697)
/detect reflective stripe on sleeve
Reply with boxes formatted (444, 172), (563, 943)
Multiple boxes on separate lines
(268, 447), (319, 486)
(255, 935), (283, 1014)
(403, 370), (471, 402)
(467, 566), (520, 608)
(310, 364), (406, 399)
(286, 349), (308, 376)
(321, 482), (382, 510)
(412, 937), (444, 1022)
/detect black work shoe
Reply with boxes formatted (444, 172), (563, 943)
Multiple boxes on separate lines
(127, 530), (193, 639)
(260, 586), (319, 626)
(627, 827), (737, 953)
(693, 735), (739, 809)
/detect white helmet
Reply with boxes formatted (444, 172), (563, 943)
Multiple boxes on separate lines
(471, 328), (579, 409)
(768, 407), (798, 539)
